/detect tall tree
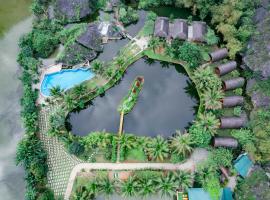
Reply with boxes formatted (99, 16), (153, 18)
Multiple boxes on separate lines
(170, 131), (194, 157)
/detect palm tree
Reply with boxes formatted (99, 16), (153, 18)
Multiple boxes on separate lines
(50, 85), (63, 98)
(137, 178), (155, 197)
(156, 174), (176, 197)
(74, 84), (87, 98)
(64, 94), (76, 110)
(148, 37), (160, 53)
(202, 88), (224, 110)
(86, 180), (100, 196)
(99, 178), (115, 196)
(146, 135), (170, 161)
(195, 112), (220, 136)
(115, 57), (125, 67)
(173, 171), (193, 192)
(119, 134), (136, 151)
(170, 130), (194, 157)
(92, 59), (104, 74)
(121, 177), (138, 198)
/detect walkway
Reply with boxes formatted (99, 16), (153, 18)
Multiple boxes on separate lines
(64, 148), (209, 199)
(38, 105), (83, 197)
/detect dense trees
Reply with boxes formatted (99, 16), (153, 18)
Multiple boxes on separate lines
(72, 170), (193, 199)
(119, 6), (139, 25)
(139, 0), (259, 58)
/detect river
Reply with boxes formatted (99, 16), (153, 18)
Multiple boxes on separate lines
(0, 0), (32, 199)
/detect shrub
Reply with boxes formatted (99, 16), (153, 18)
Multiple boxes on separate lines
(205, 28), (219, 45)
(119, 6), (139, 26)
(68, 141), (85, 156)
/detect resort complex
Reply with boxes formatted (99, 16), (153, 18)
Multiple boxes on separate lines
(14, 0), (270, 200)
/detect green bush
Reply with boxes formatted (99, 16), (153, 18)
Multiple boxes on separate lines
(119, 6), (139, 25)
(68, 141), (85, 156)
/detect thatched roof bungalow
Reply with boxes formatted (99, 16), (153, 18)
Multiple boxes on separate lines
(215, 61), (237, 76)
(190, 21), (207, 42)
(209, 48), (228, 62)
(54, 0), (93, 22)
(221, 96), (244, 108)
(214, 137), (238, 148)
(154, 17), (169, 38)
(222, 77), (245, 91)
(169, 19), (188, 40)
(220, 114), (247, 129)
(76, 23), (103, 51)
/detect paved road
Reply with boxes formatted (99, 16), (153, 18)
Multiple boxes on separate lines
(64, 148), (208, 199)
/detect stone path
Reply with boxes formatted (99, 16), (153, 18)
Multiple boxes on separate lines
(64, 148), (209, 200)
(38, 105), (83, 197)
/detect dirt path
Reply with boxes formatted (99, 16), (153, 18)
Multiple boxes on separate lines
(64, 148), (208, 199)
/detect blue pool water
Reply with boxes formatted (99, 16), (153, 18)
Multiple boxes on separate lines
(41, 68), (94, 96)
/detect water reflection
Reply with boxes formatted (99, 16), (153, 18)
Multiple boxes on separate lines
(0, 17), (32, 200)
(68, 59), (198, 137)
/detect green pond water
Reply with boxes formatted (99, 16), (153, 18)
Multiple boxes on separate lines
(0, 0), (32, 199)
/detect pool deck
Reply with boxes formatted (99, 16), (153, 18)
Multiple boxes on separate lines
(36, 63), (62, 104)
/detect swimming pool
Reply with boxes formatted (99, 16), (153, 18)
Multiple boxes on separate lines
(41, 68), (94, 96)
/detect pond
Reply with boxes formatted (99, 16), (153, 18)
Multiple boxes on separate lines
(67, 59), (198, 137)
(41, 68), (95, 96)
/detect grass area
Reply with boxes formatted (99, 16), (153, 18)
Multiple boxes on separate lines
(126, 148), (147, 161)
(138, 19), (155, 37)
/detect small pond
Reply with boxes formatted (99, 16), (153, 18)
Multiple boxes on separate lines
(41, 68), (95, 96)
(67, 59), (198, 137)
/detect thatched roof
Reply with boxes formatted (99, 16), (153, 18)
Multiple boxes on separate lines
(169, 19), (188, 40)
(222, 96), (244, 108)
(98, 22), (122, 39)
(222, 77), (245, 91)
(215, 61), (237, 76)
(76, 23), (103, 51)
(209, 48), (228, 62)
(54, 0), (93, 22)
(56, 43), (97, 66)
(220, 114), (247, 129)
(190, 21), (207, 42)
(214, 137), (238, 148)
(154, 17), (169, 38)
(251, 92), (270, 108)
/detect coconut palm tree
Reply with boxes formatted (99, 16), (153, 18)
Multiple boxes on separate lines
(74, 84), (87, 98)
(64, 94), (76, 110)
(170, 130), (194, 157)
(173, 171), (193, 192)
(92, 59), (104, 74)
(50, 85), (63, 98)
(99, 178), (115, 196)
(121, 177), (138, 198)
(202, 88), (224, 110)
(146, 135), (170, 161)
(86, 180), (100, 196)
(148, 37), (160, 53)
(195, 112), (220, 136)
(115, 57), (125, 67)
(156, 174), (176, 197)
(138, 178), (156, 197)
(119, 134), (136, 151)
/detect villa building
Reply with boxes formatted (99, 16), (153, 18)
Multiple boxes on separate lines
(154, 17), (207, 42)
